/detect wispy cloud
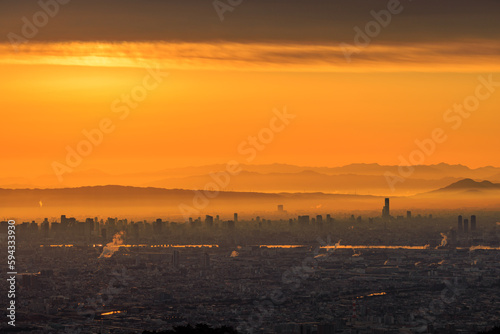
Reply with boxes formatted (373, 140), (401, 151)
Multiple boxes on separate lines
(1, 40), (499, 72)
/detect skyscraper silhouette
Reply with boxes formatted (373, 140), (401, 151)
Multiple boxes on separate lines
(382, 198), (390, 219)
(205, 215), (213, 227)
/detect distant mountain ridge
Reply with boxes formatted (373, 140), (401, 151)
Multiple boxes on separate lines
(0, 185), (384, 219)
(2, 178), (500, 219)
(2, 163), (500, 197)
(430, 178), (500, 192)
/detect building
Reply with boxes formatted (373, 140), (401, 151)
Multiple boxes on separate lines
(205, 215), (213, 227)
(277, 204), (284, 212)
(316, 215), (323, 224)
(224, 220), (235, 229)
(298, 215), (310, 225)
(41, 218), (50, 238)
(382, 198), (390, 219)
(61, 215), (68, 228)
(153, 218), (164, 234)
(131, 223), (139, 243)
(407, 211), (411, 219)
(101, 228), (107, 243)
(234, 213), (238, 222)
(464, 218), (469, 233)
(458, 215), (463, 233)
(471, 215), (476, 231)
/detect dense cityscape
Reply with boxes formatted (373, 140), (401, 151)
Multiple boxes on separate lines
(2, 199), (499, 333)
(3, 1), (500, 333)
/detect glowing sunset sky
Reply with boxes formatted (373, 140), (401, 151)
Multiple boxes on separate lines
(1, 0), (499, 178)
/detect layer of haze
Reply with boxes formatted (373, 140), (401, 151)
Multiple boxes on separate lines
(2, 62), (499, 177)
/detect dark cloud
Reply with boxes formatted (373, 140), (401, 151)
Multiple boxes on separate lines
(2, 40), (499, 73)
(1, 0), (499, 43)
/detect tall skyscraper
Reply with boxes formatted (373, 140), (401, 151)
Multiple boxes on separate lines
(470, 215), (476, 231)
(234, 213), (238, 222)
(382, 198), (390, 219)
(464, 219), (469, 233)
(407, 211), (411, 220)
(316, 215), (323, 224)
(458, 215), (463, 233)
(277, 204), (284, 212)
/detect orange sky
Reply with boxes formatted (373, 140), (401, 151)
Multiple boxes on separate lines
(1, 41), (500, 178)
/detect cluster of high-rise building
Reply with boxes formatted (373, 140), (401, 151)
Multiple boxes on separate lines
(457, 214), (477, 233)
(2, 198), (486, 250)
(1, 202), (499, 334)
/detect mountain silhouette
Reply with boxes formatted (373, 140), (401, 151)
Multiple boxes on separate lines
(432, 178), (500, 192)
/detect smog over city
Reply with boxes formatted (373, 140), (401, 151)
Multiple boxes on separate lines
(1, 1), (500, 334)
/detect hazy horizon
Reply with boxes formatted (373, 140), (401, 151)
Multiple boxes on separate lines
(1, 2), (499, 333)
(2, 1), (500, 180)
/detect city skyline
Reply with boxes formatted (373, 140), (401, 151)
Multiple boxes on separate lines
(1, 1), (499, 333)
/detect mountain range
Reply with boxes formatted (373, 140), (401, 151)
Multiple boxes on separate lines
(1, 178), (499, 220)
(3, 163), (500, 197)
